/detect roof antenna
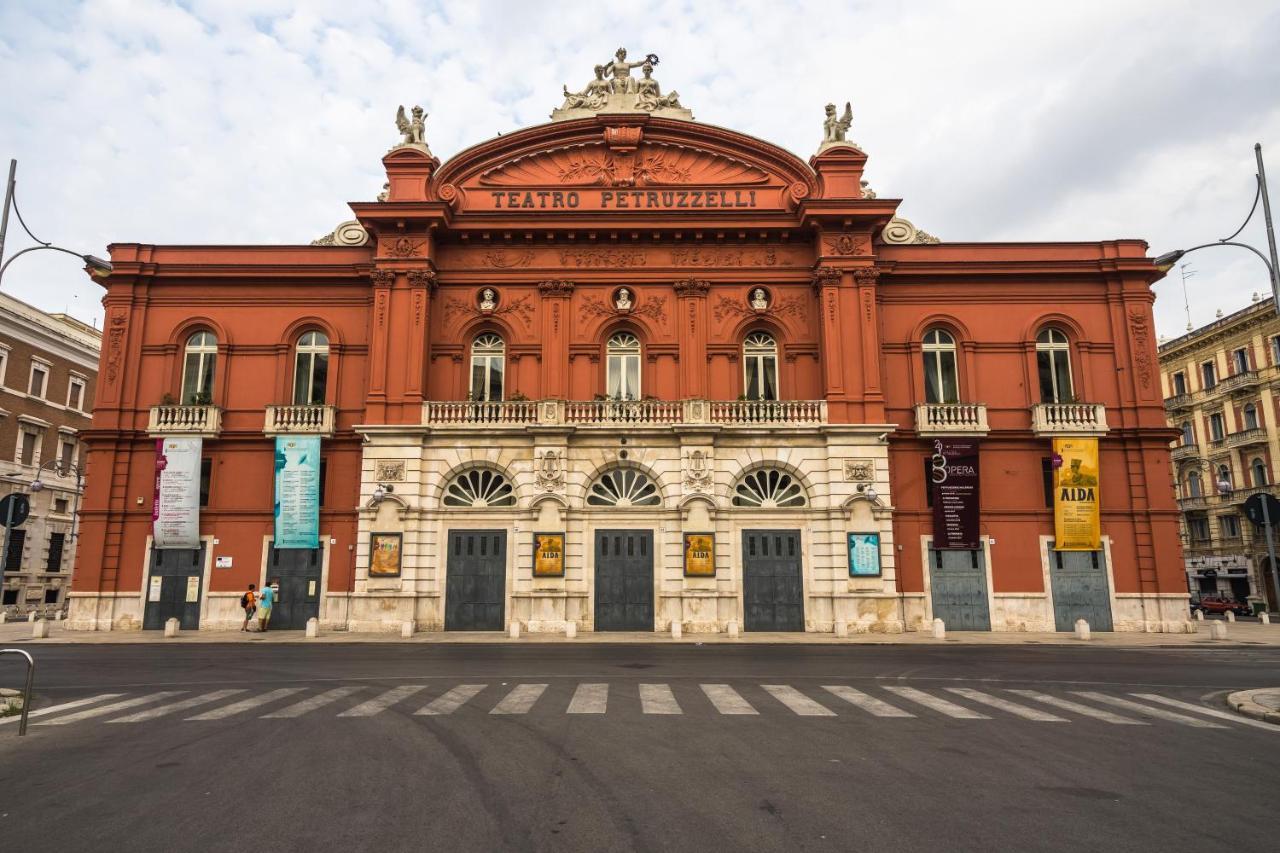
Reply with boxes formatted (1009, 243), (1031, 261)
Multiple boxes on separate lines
(1179, 262), (1196, 331)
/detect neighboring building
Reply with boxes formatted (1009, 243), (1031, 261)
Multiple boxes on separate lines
(1159, 297), (1280, 611)
(0, 292), (99, 616)
(69, 56), (1184, 634)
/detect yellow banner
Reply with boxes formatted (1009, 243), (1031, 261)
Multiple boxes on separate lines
(1054, 437), (1100, 550)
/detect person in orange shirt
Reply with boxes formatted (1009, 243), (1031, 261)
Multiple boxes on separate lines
(240, 583), (257, 632)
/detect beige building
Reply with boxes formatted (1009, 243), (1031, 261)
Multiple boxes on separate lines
(1159, 297), (1280, 611)
(0, 292), (99, 617)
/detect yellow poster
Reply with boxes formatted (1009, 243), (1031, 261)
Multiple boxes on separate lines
(533, 533), (565, 577)
(369, 532), (402, 577)
(1054, 437), (1100, 550)
(683, 533), (715, 577)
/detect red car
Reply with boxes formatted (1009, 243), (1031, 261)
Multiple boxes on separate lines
(1190, 595), (1252, 617)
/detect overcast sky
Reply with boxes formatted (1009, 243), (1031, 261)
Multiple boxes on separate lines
(1, 0), (1278, 337)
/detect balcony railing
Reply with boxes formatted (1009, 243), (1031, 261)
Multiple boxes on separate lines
(1164, 393), (1193, 411)
(1170, 443), (1200, 463)
(1030, 402), (1108, 436)
(1228, 484), (1275, 504)
(565, 399), (684, 425)
(264, 404), (336, 436)
(913, 403), (990, 436)
(1217, 370), (1260, 395)
(147, 405), (221, 436)
(421, 399), (829, 428)
(1225, 427), (1269, 449)
(423, 400), (539, 425)
(709, 400), (827, 425)
(1178, 494), (1214, 511)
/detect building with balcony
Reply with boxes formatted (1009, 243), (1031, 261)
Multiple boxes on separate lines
(68, 57), (1183, 634)
(0, 293), (99, 617)
(1160, 296), (1280, 610)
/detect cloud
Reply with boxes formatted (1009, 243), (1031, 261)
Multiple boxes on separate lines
(0, 0), (1277, 336)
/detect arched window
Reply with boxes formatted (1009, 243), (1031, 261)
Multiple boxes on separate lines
(1180, 422), (1194, 446)
(181, 331), (217, 404)
(1244, 403), (1259, 431)
(1186, 470), (1203, 498)
(443, 468), (516, 507)
(923, 328), (959, 404)
(1035, 327), (1074, 404)
(469, 333), (505, 402)
(586, 467), (661, 507)
(743, 331), (778, 401)
(293, 331), (330, 405)
(732, 467), (809, 508)
(606, 332), (641, 400)
(1252, 458), (1269, 486)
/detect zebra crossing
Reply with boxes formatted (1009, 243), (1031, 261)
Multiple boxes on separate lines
(6, 683), (1276, 732)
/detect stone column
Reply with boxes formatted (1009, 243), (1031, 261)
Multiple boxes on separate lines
(538, 280), (575, 398)
(405, 270), (437, 406)
(674, 278), (711, 399)
(813, 266), (846, 418)
(852, 266), (885, 423)
(366, 269), (395, 423)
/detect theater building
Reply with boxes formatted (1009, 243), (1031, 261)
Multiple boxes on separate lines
(68, 56), (1187, 634)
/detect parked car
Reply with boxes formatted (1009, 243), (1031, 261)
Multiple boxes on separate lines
(1190, 595), (1252, 617)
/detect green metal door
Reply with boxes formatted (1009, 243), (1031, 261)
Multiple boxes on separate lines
(143, 544), (206, 630)
(742, 529), (804, 632)
(928, 547), (991, 631)
(1050, 547), (1113, 631)
(445, 530), (506, 630)
(594, 530), (654, 631)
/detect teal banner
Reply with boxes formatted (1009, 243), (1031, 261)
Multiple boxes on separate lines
(274, 435), (320, 549)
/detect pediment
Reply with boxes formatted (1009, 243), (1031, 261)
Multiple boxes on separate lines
(479, 142), (770, 187)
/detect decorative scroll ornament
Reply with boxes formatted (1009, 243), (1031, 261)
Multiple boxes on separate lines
(553, 49), (692, 121)
(483, 249), (535, 268)
(684, 449), (713, 493)
(311, 220), (370, 246)
(535, 449), (565, 493)
(479, 142), (767, 187)
(880, 217), (941, 245)
(383, 237), (426, 258)
(392, 104), (432, 154)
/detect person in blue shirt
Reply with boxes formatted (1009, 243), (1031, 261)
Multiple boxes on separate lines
(257, 580), (278, 632)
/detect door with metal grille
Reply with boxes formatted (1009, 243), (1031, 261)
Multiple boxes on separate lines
(445, 530), (506, 631)
(142, 544), (206, 630)
(928, 547), (991, 631)
(594, 529), (654, 631)
(1049, 547), (1113, 631)
(742, 529), (804, 632)
(266, 545), (322, 630)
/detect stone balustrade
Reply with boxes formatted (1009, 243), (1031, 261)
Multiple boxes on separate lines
(422, 398), (828, 428)
(1224, 427), (1268, 449)
(1169, 443), (1200, 463)
(913, 403), (990, 436)
(147, 404), (222, 436)
(1216, 370), (1260, 395)
(422, 400), (539, 425)
(1030, 402), (1108, 436)
(264, 404), (336, 436)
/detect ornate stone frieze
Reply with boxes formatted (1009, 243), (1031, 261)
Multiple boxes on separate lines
(369, 269), (396, 287)
(673, 278), (711, 297)
(479, 142), (767, 188)
(1128, 308), (1155, 393)
(823, 232), (870, 256)
(581, 292), (666, 323)
(383, 237), (427, 258)
(683, 449), (713, 493)
(405, 270), (437, 292)
(105, 307), (127, 387)
(538, 280), (576, 296)
(483, 249), (535, 268)
(441, 291), (535, 327)
(712, 292), (806, 322)
(851, 267), (881, 285)
(811, 266), (842, 290)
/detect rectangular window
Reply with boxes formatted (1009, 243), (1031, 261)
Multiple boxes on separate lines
(1221, 516), (1241, 539)
(319, 458), (328, 508)
(1209, 412), (1226, 442)
(1188, 517), (1210, 542)
(1202, 361), (1217, 389)
(199, 457), (212, 507)
(1233, 348), (1250, 374)
(19, 430), (37, 466)
(2, 589), (16, 605)
(67, 377), (86, 411)
(46, 532), (65, 571)
(1272, 336), (1280, 365)
(4, 529), (26, 569)
(0, 347), (8, 387)
(44, 588), (59, 604)
(29, 363), (48, 397)
(58, 439), (74, 469)
(53, 497), (68, 514)
(1172, 372), (1187, 396)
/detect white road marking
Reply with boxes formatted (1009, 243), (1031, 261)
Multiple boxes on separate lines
(1007, 690), (1147, 725)
(1071, 692), (1225, 728)
(944, 688), (1068, 722)
(762, 684), (836, 716)
(0, 693), (123, 725)
(883, 686), (990, 719)
(38, 692), (184, 726)
(701, 683), (758, 715)
(416, 684), (487, 716)
(263, 686), (364, 718)
(186, 688), (305, 720)
(1129, 693), (1280, 731)
(567, 683), (608, 714)
(337, 685), (427, 718)
(822, 686), (915, 717)
(108, 690), (246, 723)
(639, 683), (682, 715)
(490, 684), (548, 715)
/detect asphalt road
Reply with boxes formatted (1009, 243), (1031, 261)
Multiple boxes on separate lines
(1, 642), (1278, 853)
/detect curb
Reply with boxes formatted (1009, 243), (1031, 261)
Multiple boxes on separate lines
(1226, 689), (1280, 725)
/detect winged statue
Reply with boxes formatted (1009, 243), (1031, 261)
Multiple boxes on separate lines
(822, 102), (854, 144)
(395, 104), (428, 148)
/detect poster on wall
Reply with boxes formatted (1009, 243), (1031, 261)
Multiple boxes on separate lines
(533, 532), (565, 577)
(153, 437), (201, 549)
(929, 438), (980, 549)
(848, 533), (882, 576)
(683, 533), (715, 577)
(1053, 437), (1101, 550)
(274, 435), (321, 549)
(369, 532), (402, 577)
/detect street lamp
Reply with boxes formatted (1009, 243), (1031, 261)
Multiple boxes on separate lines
(29, 459), (85, 541)
(1153, 144), (1280, 316)
(0, 159), (112, 288)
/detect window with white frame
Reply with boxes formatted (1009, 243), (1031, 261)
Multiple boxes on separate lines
(606, 332), (642, 400)
(0, 345), (9, 387)
(923, 328), (959, 404)
(67, 375), (86, 411)
(1035, 328), (1073, 403)
(28, 361), (49, 398)
(18, 428), (39, 467)
(57, 437), (75, 470)
(1202, 360), (1217, 389)
(292, 331), (330, 405)
(468, 333), (505, 402)
(1232, 347), (1250, 374)
(1244, 403), (1260, 431)
(1252, 457), (1269, 486)
(1209, 412), (1226, 441)
(743, 331), (779, 401)
(181, 331), (217, 404)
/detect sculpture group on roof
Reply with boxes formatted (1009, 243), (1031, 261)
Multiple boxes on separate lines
(556, 48), (685, 117)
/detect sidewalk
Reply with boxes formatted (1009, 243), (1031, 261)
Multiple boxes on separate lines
(1227, 687), (1280, 723)
(3, 620), (1280, 647)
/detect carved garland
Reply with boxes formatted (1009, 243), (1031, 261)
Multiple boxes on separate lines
(823, 232), (870, 256)
(441, 293), (535, 327)
(581, 293), (667, 323)
(713, 294), (806, 322)
(673, 278), (711, 297)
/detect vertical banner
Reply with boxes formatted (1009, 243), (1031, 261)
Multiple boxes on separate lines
(274, 436), (320, 549)
(153, 437), (201, 549)
(1054, 437), (1101, 550)
(929, 438), (980, 549)
(683, 533), (715, 577)
(533, 532), (566, 577)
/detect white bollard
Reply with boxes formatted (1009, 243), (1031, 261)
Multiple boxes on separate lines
(1225, 610), (1236, 623)
(726, 619), (740, 639)
(163, 617), (179, 638)
(1209, 621), (1228, 640)
(305, 617), (319, 638)
(1194, 610), (1204, 621)
(56, 611), (64, 621)
(565, 620), (577, 639)
(509, 621), (521, 639)
(28, 611), (37, 623)
(671, 619), (682, 640)
(1261, 612), (1271, 625)
(0, 611), (7, 624)
(932, 618), (946, 640)
(834, 619), (849, 638)
(1074, 618), (1091, 641)
(32, 619), (50, 639)
(400, 620), (415, 638)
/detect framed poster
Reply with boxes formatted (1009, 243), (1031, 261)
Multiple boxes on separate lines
(848, 532), (882, 577)
(1053, 437), (1100, 550)
(683, 533), (715, 577)
(533, 532), (565, 577)
(274, 435), (321, 549)
(369, 532), (403, 577)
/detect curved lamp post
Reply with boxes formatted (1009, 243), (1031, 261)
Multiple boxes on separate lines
(29, 459), (85, 542)
(0, 158), (112, 288)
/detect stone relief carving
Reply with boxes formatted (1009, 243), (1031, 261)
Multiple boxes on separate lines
(683, 449), (713, 493)
(581, 292), (666, 323)
(405, 269), (437, 292)
(713, 293), (805, 322)
(479, 288), (498, 312)
(311, 220), (370, 246)
(558, 248), (647, 268)
(1128, 308), (1155, 392)
(823, 232), (869, 256)
(614, 287), (634, 311)
(822, 102), (854, 146)
(442, 292), (535, 327)
(374, 460), (406, 483)
(811, 266), (842, 290)
(843, 458), (874, 483)
(479, 143), (767, 187)
(538, 280), (576, 296)
(553, 49), (692, 120)
(669, 247), (781, 267)
(393, 104), (431, 153)
(383, 237), (426, 258)
(860, 180), (876, 199)
(369, 269), (396, 287)
(483, 249), (535, 268)
(672, 278), (711, 297)
(750, 288), (770, 311)
(105, 307), (127, 386)
(535, 449), (565, 492)
(880, 217), (941, 245)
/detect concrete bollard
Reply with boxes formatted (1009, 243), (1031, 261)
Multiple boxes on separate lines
(1261, 612), (1271, 625)
(565, 620), (577, 639)
(163, 617), (179, 638)
(32, 619), (50, 639)
(56, 611), (64, 621)
(1194, 610), (1204, 621)
(400, 620), (415, 638)
(305, 617), (319, 638)
(726, 619), (740, 639)
(0, 611), (7, 624)
(834, 619), (849, 638)
(671, 619), (682, 640)
(1226, 610), (1236, 623)
(509, 621), (521, 639)
(28, 611), (37, 623)
(1209, 621), (1228, 640)
(932, 618), (946, 640)
(1074, 618), (1091, 641)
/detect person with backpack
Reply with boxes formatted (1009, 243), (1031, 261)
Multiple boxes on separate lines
(240, 584), (257, 632)
(257, 580), (277, 632)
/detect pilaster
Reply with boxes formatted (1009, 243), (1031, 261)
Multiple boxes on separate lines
(538, 280), (575, 398)
(674, 278), (711, 398)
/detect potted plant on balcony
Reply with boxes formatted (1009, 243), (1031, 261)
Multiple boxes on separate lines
(159, 392), (177, 406)
(189, 390), (212, 406)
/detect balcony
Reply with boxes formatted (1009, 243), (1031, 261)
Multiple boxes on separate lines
(264, 404), (336, 437)
(147, 404), (221, 436)
(422, 399), (828, 429)
(1164, 392), (1193, 412)
(913, 403), (990, 436)
(1217, 370), (1260, 395)
(1227, 484), (1275, 505)
(1178, 494), (1214, 512)
(1170, 443), (1200, 463)
(1224, 427), (1269, 449)
(1030, 403), (1108, 436)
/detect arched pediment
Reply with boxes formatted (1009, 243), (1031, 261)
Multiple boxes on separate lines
(479, 141), (771, 187)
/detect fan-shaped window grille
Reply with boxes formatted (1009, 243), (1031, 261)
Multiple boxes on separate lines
(586, 468), (661, 507)
(443, 468), (516, 507)
(732, 468), (808, 508)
